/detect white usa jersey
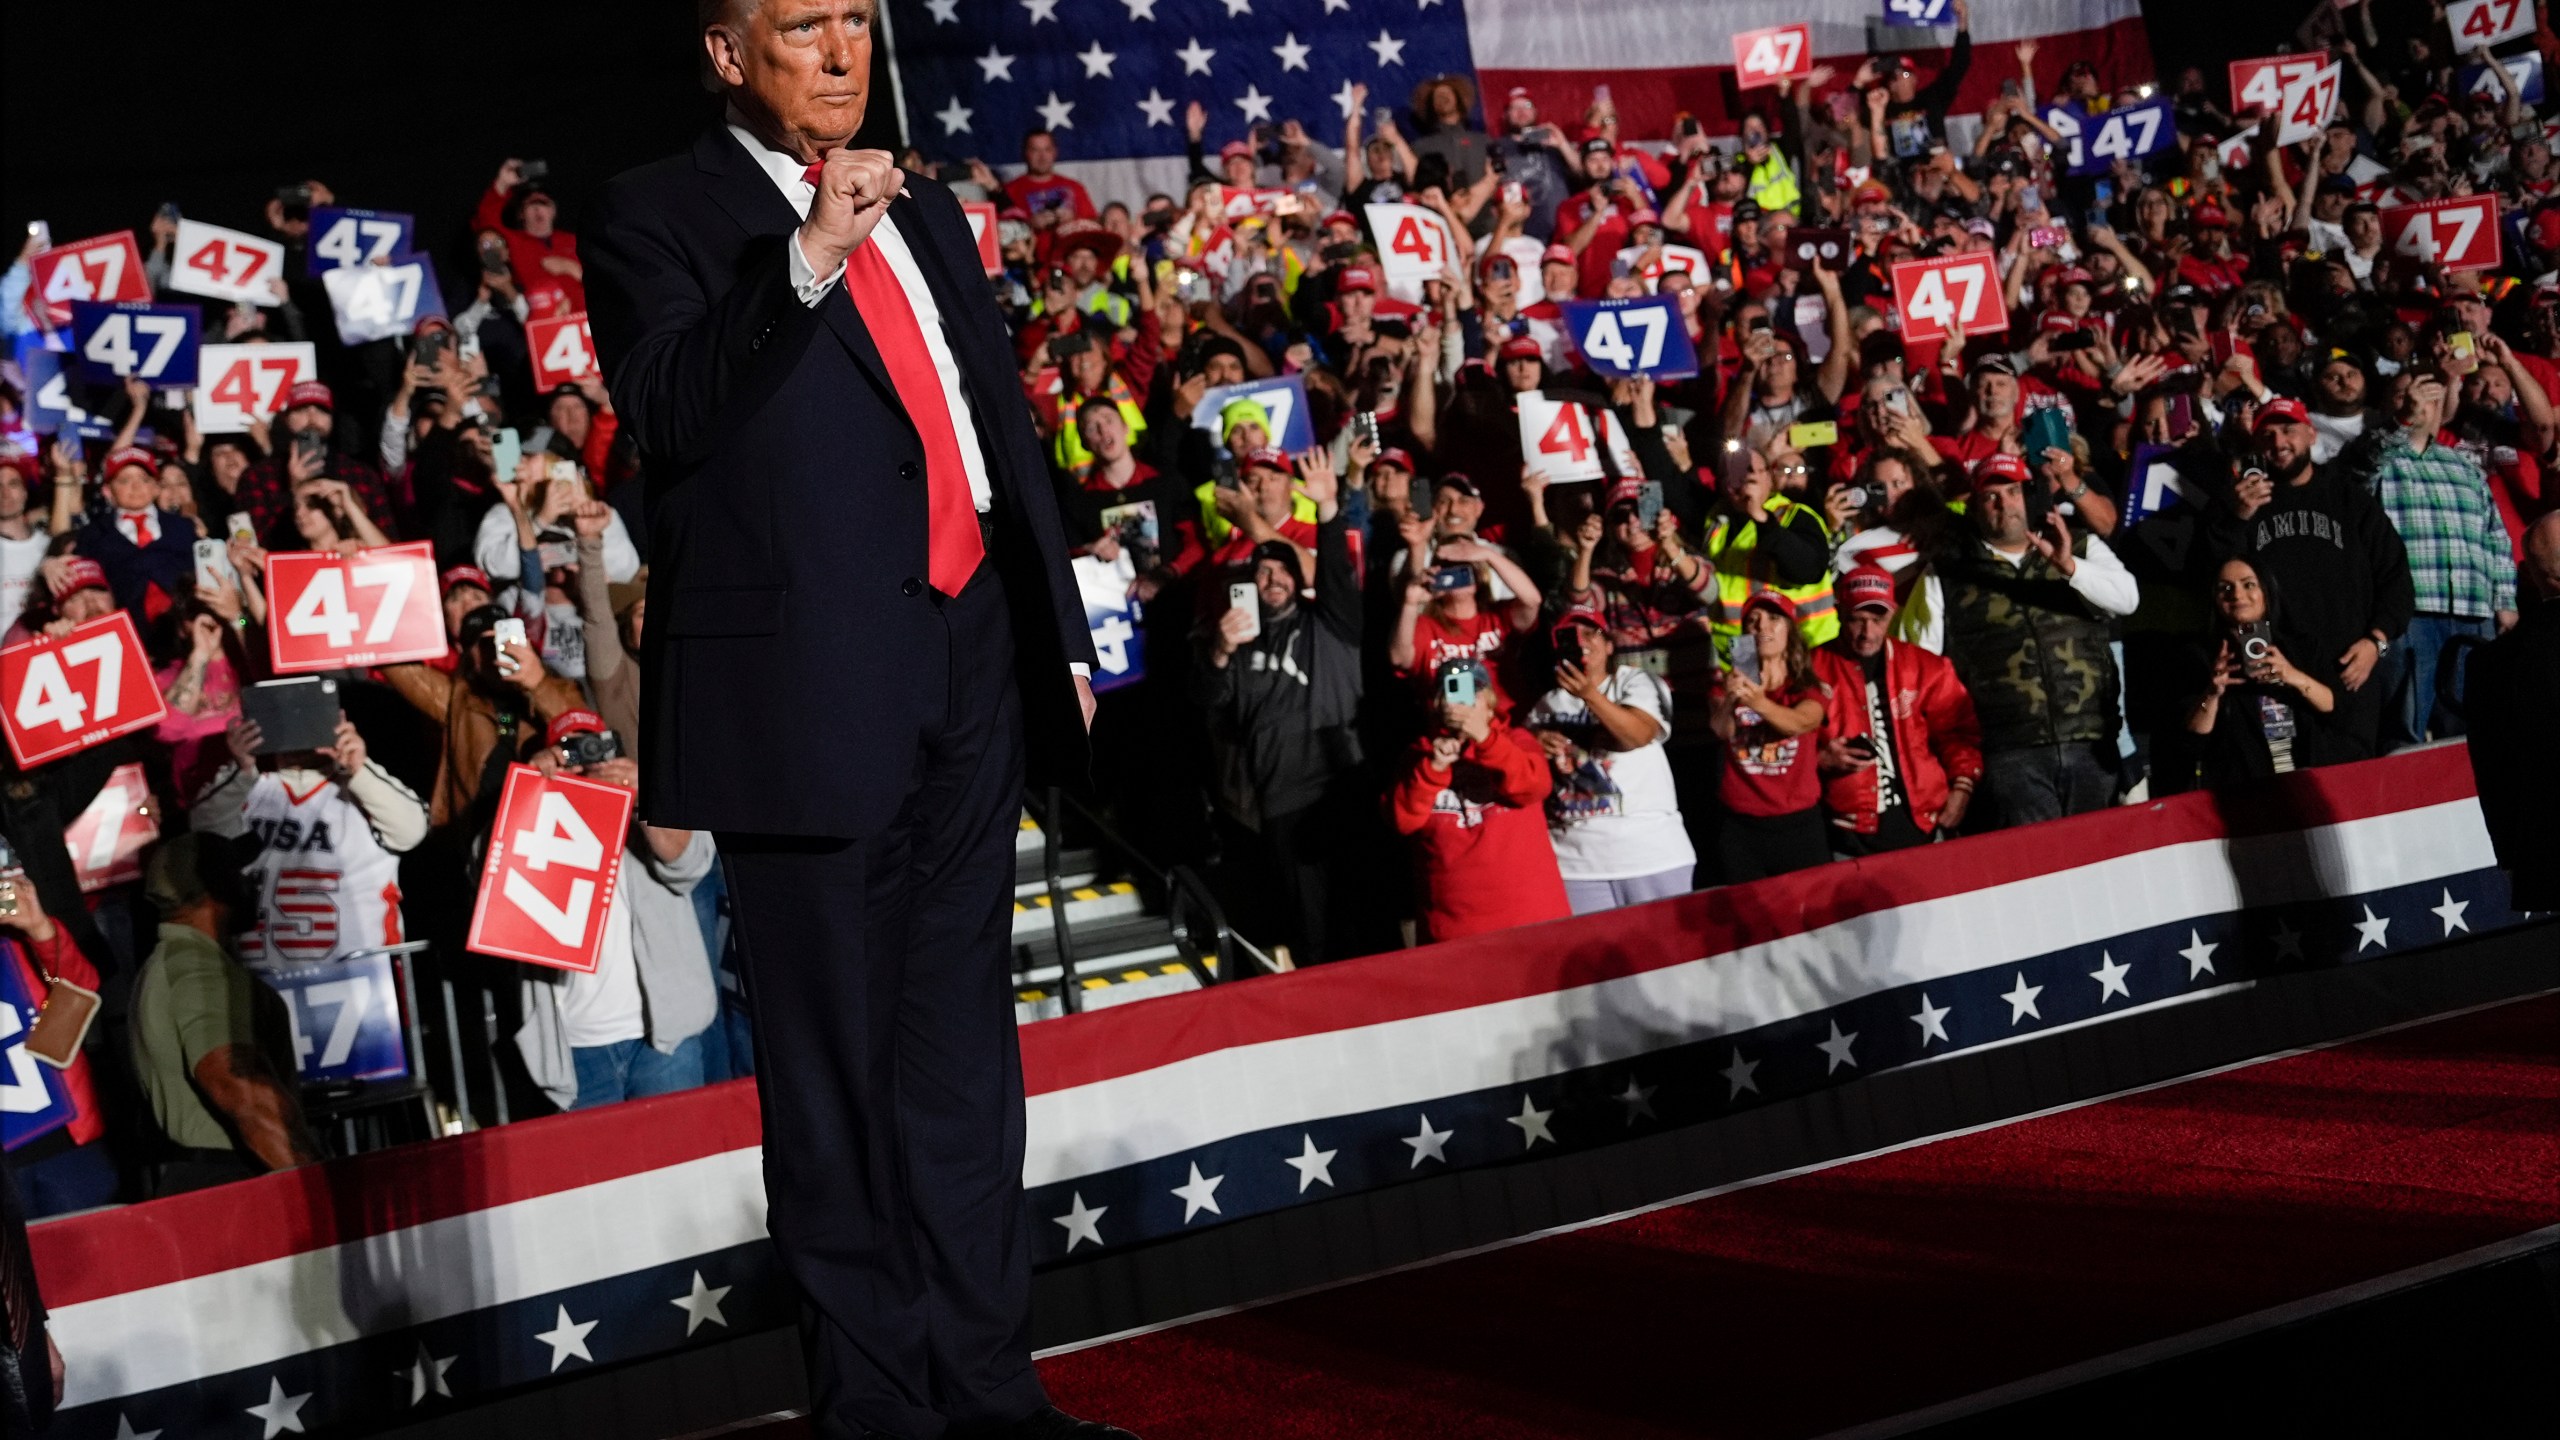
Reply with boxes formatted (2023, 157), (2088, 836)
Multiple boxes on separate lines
(243, 770), (406, 964)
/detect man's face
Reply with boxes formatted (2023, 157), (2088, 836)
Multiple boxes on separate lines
(1067, 247), (1099, 285)
(1581, 150), (1614, 183)
(1024, 131), (1058, 174)
(1222, 154), (1255, 187)
(706, 0), (875, 154)
(1972, 372), (2018, 426)
(1841, 607), (1889, 657)
(2260, 419), (2314, 475)
(1481, 270), (1518, 309)
(61, 588), (113, 626)
(1203, 353), (1245, 388)
(1226, 420), (1268, 456)
(1067, 345), (1107, 394)
(2319, 360), (2365, 408)
(1245, 463), (1293, 520)
(284, 403), (333, 440)
(1543, 261), (1577, 299)
(1431, 487), (1482, 537)
(1078, 405), (1128, 461)
(444, 585), (492, 637)
(2346, 209), (2381, 249)
(521, 196), (557, 240)
(0, 467), (25, 521)
(1254, 557), (1296, 611)
(106, 464), (158, 512)
(1505, 96), (1537, 133)
(1889, 69), (1918, 103)
(1974, 480), (2030, 545)
(549, 392), (588, 438)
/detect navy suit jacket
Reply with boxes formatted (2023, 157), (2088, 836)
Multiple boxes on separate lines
(74, 508), (200, 619)
(583, 129), (1095, 837)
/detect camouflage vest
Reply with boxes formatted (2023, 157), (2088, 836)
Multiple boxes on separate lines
(1938, 538), (2120, 752)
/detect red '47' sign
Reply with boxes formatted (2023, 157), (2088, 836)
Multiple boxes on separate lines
(963, 201), (1001, 275)
(2227, 53), (2329, 116)
(0, 611), (167, 768)
(1890, 252), (2006, 342)
(468, 765), (635, 973)
(527, 314), (600, 393)
(26, 232), (151, 330)
(2382, 194), (2502, 274)
(265, 541), (449, 673)
(65, 762), (160, 893)
(1732, 24), (1812, 89)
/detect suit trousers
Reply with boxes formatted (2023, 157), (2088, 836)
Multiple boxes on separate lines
(720, 558), (1045, 1440)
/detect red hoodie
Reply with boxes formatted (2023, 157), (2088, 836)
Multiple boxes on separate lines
(1390, 721), (1570, 943)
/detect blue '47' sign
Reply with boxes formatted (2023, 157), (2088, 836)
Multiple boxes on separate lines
(1560, 295), (1700, 380)
(255, 951), (410, 1085)
(1881, 0), (1952, 24)
(2046, 98), (2178, 178)
(0, 941), (77, 1151)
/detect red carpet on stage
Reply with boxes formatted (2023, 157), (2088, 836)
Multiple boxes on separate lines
(1034, 996), (2560, 1439)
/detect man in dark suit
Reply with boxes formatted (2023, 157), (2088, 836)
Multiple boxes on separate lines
(72, 446), (200, 620)
(583, 4), (1128, 1437)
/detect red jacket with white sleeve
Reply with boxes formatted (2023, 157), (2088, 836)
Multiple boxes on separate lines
(1810, 638), (1984, 836)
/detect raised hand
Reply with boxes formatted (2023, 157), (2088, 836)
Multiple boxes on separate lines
(801, 147), (906, 276)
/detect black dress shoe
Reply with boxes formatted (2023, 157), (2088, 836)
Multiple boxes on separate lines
(987, 1405), (1140, 1439)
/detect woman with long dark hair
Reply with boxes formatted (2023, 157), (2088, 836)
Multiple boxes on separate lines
(2174, 555), (2355, 789)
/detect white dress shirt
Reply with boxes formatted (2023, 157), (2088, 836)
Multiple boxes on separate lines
(726, 121), (992, 514)
(727, 122), (1087, 678)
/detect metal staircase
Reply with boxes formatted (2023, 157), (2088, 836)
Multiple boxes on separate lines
(1009, 790), (1260, 1023)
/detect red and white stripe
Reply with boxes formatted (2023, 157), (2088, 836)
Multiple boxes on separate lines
(1469, 0), (2156, 142)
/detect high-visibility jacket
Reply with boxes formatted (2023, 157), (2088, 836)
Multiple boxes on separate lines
(1744, 150), (1801, 216)
(1049, 372), (1147, 471)
(1703, 493), (1838, 650)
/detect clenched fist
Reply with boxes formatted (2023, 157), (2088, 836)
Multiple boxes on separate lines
(801, 146), (905, 276)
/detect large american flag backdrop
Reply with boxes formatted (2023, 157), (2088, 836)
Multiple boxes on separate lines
(29, 745), (2537, 1440)
(880, 0), (2156, 205)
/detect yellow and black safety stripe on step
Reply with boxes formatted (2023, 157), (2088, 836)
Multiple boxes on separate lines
(1017, 955), (1219, 1004)
(1011, 880), (1137, 913)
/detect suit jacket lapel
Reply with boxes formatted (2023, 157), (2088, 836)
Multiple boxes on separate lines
(883, 191), (1023, 480)
(692, 128), (894, 401)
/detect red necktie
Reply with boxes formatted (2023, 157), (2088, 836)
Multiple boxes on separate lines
(804, 162), (984, 596)
(121, 510), (157, 545)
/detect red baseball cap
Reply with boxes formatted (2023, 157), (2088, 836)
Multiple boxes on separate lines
(1241, 446), (1292, 472)
(1972, 453), (2033, 488)
(1542, 243), (1576, 266)
(1336, 266), (1378, 293)
(1497, 334), (1545, 361)
(0, 449), (32, 478)
(1321, 210), (1358, 230)
(440, 565), (494, 596)
(56, 556), (110, 597)
(1627, 207), (1663, 229)
(101, 446), (159, 477)
(1371, 446), (1416, 473)
(2253, 397), (2311, 431)
(283, 380), (334, 412)
(1836, 565), (1896, 614)
(2040, 310), (2083, 333)
(1219, 140), (1254, 162)
(1739, 590), (1799, 623)
(546, 709), (606, 745)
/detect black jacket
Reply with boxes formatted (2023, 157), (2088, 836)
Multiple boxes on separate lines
(583, 129), (1095, 836)
(1194, 511), (1365, 828)
(2464, 598), (2560, 910)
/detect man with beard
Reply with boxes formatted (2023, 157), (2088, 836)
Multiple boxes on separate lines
(2204, 399), (2411, 758)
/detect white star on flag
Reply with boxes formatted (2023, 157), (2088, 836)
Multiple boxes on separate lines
(1403, 1112), (1453, 1166)
(2432, 888), (2470, 935)
(1121, 0), (1156, 16)
(1419, 0), (1443, 7)
(1271, 33), (1311, 71)
(1052, 1191), (1107, 1250)
(1910, 992), (1951, 1046)
(1614, 1075), (1657, 1123)
(1816, 1020), (1860, 1073)
(1171, 1161), (1225, 1221)
(1368, 29), (1407, 66)
(1076, 41), (1116, 78)
(926, 0), (959, 21)
(2353, 904), (2391, 952)
(1332, 79), (1362, 119)
(1234, 84), (1274, 122)
(396, 1341), (456, 1405)
(1284, 1133), (1338, 1191)
(534, 1305), (598, 1373)
(2089, 951), (2132, 1003)
(1322, 0), (1349, 11)
(1506, 1093), (1555, 1148)
(1136, 88), (1176, 126)
(1721, 1047), (1760, 1099)
(975, 46), (1016, 83)
(2179, 929), (2219, 979)
(1036, 91), (1076, 130)
(2270, 918), (2305, 962)
(1175, 36), (1217, 74)
(246, 1377), (312, 1438)
(935, 97), (974, 135)
(1219, 0), (1252, 14)
(115, 1417), (162, 1440)
(1023, 0), (1060, 21)
(671, 1270), (733, 1335)
(2002, 972), (2044, 1024)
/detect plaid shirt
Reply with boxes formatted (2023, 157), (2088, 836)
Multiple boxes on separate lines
(2366, 430), (2517, 619)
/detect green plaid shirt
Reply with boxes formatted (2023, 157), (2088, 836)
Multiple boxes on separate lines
(2367, 431), (2518, 618)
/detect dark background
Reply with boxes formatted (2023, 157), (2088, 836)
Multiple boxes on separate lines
(1, 0), (2310, 267)
(0, 0), (905, 278)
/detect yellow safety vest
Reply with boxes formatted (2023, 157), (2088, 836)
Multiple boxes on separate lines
(1050, 373), (1147, 472)
(1703, 493), (1838, 652)
(1746, 151), (1801, 216)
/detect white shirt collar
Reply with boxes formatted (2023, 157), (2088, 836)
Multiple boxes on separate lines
(724, 107), (818, 207)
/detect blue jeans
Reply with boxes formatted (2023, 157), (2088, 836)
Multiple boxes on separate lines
(15, 1140), (119, 1217)
(570, 1033), (707, 1110)
(1563, 866), (1694, 916)
(2378, 612), (2496, 750)
(1982, 741), (2118, 831)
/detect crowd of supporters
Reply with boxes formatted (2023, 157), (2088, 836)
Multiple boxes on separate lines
(3, 0), (2557, 1217)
